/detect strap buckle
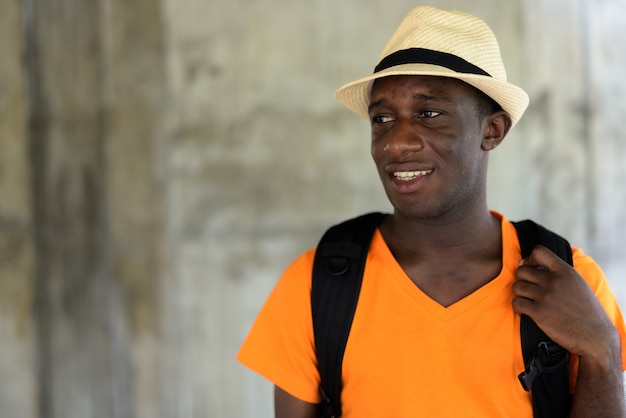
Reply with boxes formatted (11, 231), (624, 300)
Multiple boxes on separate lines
(318, 387), (337, 418)
(518, 341), (568, 391)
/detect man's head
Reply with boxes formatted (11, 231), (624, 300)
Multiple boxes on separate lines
(368, 74), (511, 220)
(335, 6), (528, 128)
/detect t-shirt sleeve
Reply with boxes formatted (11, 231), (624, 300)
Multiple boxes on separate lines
(572, 247), (626, 371)
(236, 249), (321, 403)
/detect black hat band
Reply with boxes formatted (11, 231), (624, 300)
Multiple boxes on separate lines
(374, 47), (491, 77)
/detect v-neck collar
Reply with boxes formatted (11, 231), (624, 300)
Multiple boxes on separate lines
(370, 212), (520, 321)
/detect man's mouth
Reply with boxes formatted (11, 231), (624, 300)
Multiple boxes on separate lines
(392, 170), (432, 181)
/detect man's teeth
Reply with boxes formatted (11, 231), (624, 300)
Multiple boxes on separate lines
(393, 170), (432, 180)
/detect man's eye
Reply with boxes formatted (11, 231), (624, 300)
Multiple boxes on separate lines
(371, 114), (394, 124)
(420, 110), (441, 118)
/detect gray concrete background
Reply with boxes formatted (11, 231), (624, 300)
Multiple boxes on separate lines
(0, 0), (625, 417)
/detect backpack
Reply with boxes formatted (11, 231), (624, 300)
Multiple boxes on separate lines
(311, 212), (573, 418)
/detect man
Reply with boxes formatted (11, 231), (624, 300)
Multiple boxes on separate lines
(237, 5), (626, 417)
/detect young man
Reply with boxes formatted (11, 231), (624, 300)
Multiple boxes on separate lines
(237, 6), (626, 417)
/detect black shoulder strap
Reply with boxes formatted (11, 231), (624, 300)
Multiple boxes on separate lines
(311, 212), (386, 418)
(513, 220), (573, 418)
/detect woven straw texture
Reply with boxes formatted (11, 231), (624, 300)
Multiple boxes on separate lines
(335, 6), (529, 127)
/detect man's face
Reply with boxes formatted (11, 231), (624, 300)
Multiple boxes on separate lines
(369, 75), (492, 221)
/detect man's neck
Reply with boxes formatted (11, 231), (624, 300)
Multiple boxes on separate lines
(380, 208), (504, 307)
(381, 208), (501, 259)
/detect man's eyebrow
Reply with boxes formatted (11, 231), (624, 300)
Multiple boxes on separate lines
(368, 94), (453, 112)
(368, 98), (386, 113)
(413, 93), (453, 103)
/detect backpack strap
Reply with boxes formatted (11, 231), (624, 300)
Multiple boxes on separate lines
(513, 220), (573, 418)
(311, 212), (387, 418)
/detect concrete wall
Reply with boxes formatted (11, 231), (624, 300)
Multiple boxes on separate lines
(0, 1), (35, 417)
(0, 0), (624, 417)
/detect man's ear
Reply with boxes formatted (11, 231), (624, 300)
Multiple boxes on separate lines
(481, 111), (512, 151)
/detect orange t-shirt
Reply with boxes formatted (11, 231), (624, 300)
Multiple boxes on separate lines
(237, 214), (626, 417)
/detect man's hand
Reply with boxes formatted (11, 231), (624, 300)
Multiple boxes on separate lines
(512, 245), (617, 358)
(512, 245), (625, 417)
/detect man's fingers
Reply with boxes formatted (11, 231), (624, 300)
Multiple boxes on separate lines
(519, 245), (567, 271)
(512, 278), (539, 298)
(511, 294), (535, 316)
(515, 263), (552, 286)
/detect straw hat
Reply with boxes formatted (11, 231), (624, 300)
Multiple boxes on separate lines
(335, 6), (529, 127)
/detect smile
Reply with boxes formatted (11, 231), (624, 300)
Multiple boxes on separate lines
(393, 170), (432, 181)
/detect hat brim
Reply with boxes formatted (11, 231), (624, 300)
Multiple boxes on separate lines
(335, 64), (529, 128)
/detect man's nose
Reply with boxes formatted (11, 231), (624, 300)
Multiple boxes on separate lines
(383, 119), (425, 155)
